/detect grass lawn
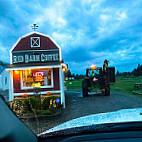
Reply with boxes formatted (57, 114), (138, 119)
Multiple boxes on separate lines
(110, 76), (142, 95)
(65, 79), (82, 89)
(65, 76), (142, 95)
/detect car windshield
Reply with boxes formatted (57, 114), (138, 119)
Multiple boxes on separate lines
(88, 69), (100, 77)
(0, 0), (142, 136)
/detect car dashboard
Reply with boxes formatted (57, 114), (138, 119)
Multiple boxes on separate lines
(39, 131), (142, 142)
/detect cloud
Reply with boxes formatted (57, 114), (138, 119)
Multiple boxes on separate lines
(0, 43), (9, 62)
(0, 0), (142, 73)
(100, 14), (110, 21)
(117, 11), (127, 21)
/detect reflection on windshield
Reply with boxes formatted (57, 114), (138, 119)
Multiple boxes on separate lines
(88, 70), (99, 77)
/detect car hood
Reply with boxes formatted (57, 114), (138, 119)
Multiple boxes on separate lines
(39, 108), (142, 136)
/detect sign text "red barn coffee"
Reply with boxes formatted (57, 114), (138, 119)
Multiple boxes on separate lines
(12, 52), (59, 64)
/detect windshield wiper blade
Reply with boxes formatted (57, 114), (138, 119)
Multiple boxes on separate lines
(107, 122), (142, 130)
(39, 122), (142, 138)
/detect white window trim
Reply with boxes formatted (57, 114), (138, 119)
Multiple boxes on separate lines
(12, 49), (59, 53)
(31, 37), (40, 48)
(13, 90), (61, 96)
(20, 68), (54, 90)
(6, 65), (61, 71)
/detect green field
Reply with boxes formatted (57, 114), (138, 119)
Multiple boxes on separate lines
(110, 76), (142, 95)
(65, 76), (142, 95)
(65, 79), (82, 89)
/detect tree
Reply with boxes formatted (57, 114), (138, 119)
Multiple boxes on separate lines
(0, 60), (9, 67)
(117, 63), (142, 77)
(72, 73), (75, 77)
(65, 70), (72, 77)
(137, 64), (141, 76)
(131, 64), (142, 76)
(116, 70), (120, 76)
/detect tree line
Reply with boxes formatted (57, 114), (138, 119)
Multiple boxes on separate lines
(116, 64), (142, 76)
(66, 64), (142, 78)
(0, 60), (9, 67)
(64, 70), (85, 79)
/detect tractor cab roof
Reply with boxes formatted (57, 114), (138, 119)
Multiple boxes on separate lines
(87, 67), (102, 70)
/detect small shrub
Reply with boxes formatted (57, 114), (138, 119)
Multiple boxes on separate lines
(57, 103), (62, 109)
(36, 110), (52, 115)
(49, 107), (56, 113)
(42, 96), (61, 110)
(42, 97), (51, 110)
(12, 99), (24, 115)
(23, 99), (31, 112)
(22, 97), (41, 112)
(28, 97), (41, 111)
(10, 95), (62, 116)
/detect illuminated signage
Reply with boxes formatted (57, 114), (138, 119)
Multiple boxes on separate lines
(33, 72), (44, 77)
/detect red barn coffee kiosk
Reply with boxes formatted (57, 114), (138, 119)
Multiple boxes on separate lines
(6, 32), (65, 107)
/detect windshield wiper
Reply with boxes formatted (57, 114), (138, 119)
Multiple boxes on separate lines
(39, 122), (142, 138)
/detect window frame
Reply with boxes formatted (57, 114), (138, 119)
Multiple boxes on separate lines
(31, 37), (40, 48)
(20, 68), (54, 90)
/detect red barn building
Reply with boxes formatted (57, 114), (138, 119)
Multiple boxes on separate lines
(6, 32), (65, 107)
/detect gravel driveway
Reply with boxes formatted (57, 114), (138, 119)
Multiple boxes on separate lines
(21, 89), (142, 134)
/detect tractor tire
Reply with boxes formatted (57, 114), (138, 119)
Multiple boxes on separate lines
(82, 80), (88, 97)
(104, 86), (110, 96)
(82, 87), (88, 97)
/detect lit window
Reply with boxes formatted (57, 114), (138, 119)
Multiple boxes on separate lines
(22, 69), (52, 88)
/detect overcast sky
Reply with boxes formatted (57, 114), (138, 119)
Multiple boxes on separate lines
(0, 0), (142, 74)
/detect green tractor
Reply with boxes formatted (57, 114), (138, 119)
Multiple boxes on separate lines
(82, 60), (115, 97)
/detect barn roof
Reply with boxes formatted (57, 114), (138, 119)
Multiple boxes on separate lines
(11, 32), (61, 52)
